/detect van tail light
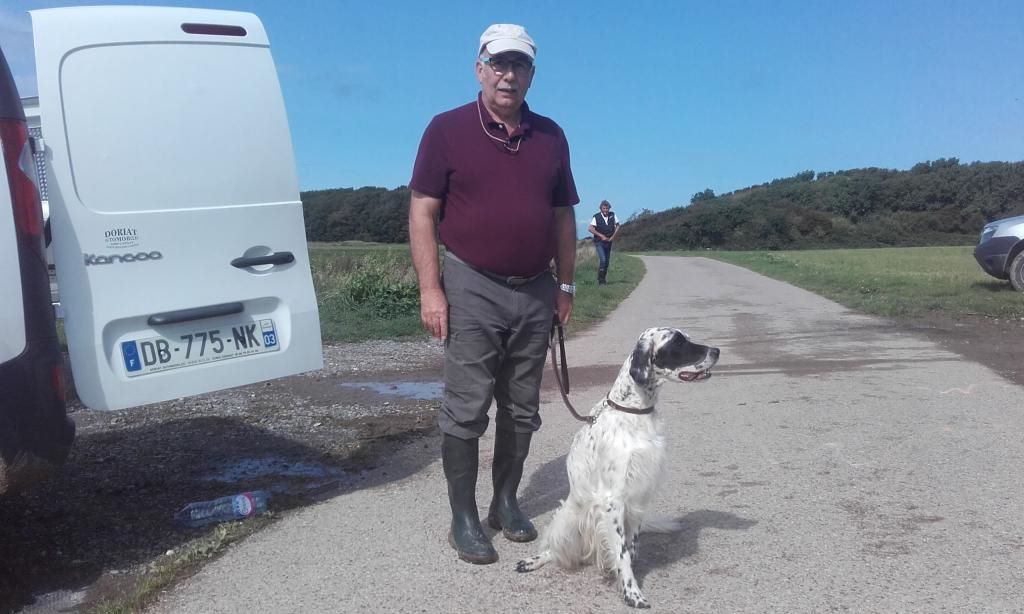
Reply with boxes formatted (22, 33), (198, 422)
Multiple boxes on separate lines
(0, 119), (45, 242)
(50, 363), (66, 402)
(2, 116), (54, 345)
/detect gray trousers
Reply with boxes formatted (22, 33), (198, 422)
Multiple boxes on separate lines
(440, 253), (556, 439)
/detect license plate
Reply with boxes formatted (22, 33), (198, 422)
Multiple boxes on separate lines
(120, 318), (280, 377)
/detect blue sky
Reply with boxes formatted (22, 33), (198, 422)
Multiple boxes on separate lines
(3, 1), (1023, 236)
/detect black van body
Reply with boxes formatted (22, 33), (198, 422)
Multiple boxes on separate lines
(0, 46), (74, 494)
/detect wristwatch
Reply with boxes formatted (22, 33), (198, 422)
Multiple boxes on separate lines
(559, 283), (576, 296)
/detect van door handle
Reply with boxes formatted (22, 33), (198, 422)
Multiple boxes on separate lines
(147, 301), (244, 326)
(231, 252), (295, 268)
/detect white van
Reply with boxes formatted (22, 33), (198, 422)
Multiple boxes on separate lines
(1, 6), (323, 492)
(31, 6), (323, 413)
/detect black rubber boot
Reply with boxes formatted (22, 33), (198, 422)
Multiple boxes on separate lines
(487, 430), (538, 542)
(598, 267), (607, 285)
(442, 434), (498, 564)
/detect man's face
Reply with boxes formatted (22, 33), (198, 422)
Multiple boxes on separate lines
(600, 204), (611, 215)
(476, 51), (534, 116)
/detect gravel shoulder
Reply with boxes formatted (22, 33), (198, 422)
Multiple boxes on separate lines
(0, 311), (1020, 613)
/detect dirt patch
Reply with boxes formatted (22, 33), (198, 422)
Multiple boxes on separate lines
(1, 314), (1021, 613)
(898, 311), (1024, 386)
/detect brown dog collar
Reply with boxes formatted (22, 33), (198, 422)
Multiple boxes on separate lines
(606, 398), (655, 415)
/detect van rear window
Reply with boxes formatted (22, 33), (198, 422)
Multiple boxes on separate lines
(58, 43), (298, 213)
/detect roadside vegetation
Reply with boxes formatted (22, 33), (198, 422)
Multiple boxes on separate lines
(309, 241), (645, 343)
(658, 246), (1024, 320)
(309, 242), (422, 341)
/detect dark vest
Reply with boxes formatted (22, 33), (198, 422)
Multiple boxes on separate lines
(593, 212), (617, 240)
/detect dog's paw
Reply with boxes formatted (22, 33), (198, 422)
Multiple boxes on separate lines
(623, 584), (650, 609)
(516, 551), (551, 573)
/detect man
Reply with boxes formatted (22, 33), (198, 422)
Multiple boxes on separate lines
(408, 24), (578, 565)
(588, 200), (620, 284)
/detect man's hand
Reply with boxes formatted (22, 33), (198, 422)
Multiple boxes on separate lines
(409, 190), (447, 339)
(555, 290), (573, 326)
(419, 287), (449, 340)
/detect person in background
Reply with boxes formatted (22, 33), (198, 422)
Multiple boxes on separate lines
(588, 199), (619, 284)
(408, 23), (579, 565)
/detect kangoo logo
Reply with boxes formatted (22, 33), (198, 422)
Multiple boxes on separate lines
(103, 226), (140, 249)
(84, 251), (163, 266)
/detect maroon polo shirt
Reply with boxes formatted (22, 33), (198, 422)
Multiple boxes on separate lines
(410, 94), (579, 277)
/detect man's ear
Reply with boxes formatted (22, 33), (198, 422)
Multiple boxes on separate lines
(629, 337), (653, 386)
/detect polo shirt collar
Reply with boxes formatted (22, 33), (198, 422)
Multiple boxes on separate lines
(477, 92), (532, 136)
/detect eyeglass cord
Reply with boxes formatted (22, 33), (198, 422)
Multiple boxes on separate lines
(477, 98), (522, 153)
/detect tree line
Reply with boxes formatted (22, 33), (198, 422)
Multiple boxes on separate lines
(617, 159), (1024, 251)
(301, 159), (1024, 250)
(302, 186), (411, 243)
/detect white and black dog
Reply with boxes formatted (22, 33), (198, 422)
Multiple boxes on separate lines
(516, 327), (720, 609)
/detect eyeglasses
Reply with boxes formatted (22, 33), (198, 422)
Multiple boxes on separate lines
(482, 56), (534, 75)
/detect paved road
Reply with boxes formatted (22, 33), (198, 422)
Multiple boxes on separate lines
(152, 256), (1024, 613)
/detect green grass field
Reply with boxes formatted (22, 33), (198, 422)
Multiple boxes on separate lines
(654, 246), (1024, 320)
(310, 241), (645, 343)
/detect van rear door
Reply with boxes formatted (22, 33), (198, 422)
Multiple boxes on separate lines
(31, 6), (322, 410)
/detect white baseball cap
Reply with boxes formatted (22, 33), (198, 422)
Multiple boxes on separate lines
(478, 23), (536, 60)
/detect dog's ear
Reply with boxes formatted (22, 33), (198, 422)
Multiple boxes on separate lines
(629, 337), (654, 386)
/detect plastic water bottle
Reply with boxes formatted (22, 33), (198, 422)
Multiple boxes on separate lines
(174, 490), (269, 528)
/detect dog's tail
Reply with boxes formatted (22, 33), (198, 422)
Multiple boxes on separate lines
(640, 515), (684, 534)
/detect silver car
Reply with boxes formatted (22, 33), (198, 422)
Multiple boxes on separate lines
(974, 214), (1024, 292)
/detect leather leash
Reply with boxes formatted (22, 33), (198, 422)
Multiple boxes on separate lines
(549, 320), (594, 425)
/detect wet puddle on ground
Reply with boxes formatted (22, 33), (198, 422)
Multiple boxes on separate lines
(200, 456), (367, 496)
(21, 589), (87, 614)
(202, 457), (347, 482)
(338, 381), (443, 400)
